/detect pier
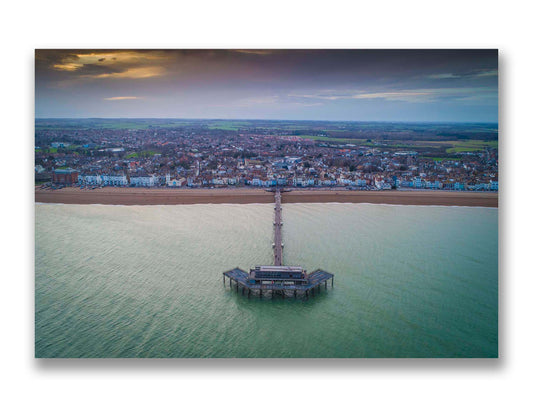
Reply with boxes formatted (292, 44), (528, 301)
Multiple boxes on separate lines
(223, 188), (334, 298)
(273, 189), (283, 266)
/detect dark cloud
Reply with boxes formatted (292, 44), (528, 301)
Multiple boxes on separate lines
(35, 49), (498, 122)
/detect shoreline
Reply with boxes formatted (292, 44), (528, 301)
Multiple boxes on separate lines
(35, 187), (498, 207)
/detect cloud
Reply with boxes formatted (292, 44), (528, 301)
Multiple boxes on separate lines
(90, 66), (165, 79)
(232, 50), (275, 55)
(350, 91), (432, 101)
(103, 96), (141, 101)
(427, 69), (498, 80)
(475, 69), (498, 77)
(427, 73), (461, 79)
(289, 87), (496, 103)
(38, 50), (172, 81)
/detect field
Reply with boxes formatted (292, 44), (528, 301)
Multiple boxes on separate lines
(207, 121), (254, 130)
(125, 150), (159, 158)
(299, 135), (371, 144)
(298, 135), (498, 153)
(35, 119), (202, 131)
(444, 140), (498, 153)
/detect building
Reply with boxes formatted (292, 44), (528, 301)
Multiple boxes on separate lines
(130, 174), (159, 187)
(101, 174), (128, 186)
(248, 265), (307, 285)
(51, 142), (70, 148)
(52, 168), (78, 185)
(78, 174), (102, 185)
(167, 177), (187, 187)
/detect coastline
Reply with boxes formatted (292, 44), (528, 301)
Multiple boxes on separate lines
(34, 187), (498, 207)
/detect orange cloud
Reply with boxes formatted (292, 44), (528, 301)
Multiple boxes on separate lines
(92, 66), (165, 79)
(51, 51), (170, 79)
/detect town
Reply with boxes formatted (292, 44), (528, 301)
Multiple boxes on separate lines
(35, 119), (498, 192)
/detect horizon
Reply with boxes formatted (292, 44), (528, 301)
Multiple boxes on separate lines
(35, 49), (498, 123)
(34, 117), (499, 125)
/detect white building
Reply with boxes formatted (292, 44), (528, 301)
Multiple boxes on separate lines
(167, 177), (187, 187)
(130, 175), (158, 187)
(79, 174), (102, 185)
(413, 177), (423, 188)
(79, 174), (128, 186)
(319, 179), (336, 186)
(101, 174), (128, 186)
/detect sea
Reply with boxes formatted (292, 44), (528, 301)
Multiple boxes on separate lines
(35, 203), (498, 358)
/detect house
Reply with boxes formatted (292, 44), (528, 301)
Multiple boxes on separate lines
(167, 177), (187, 187)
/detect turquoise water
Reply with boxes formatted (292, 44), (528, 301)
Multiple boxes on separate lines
(35, 203), (498, 358)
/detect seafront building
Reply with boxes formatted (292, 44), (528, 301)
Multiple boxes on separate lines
(37, 125), (498, 192)
(51, 168), (78, 185)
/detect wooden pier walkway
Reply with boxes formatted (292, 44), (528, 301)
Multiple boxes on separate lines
(273, 189), (283, 266)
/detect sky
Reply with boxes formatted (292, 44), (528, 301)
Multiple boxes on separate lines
(35, 49), (498, 122)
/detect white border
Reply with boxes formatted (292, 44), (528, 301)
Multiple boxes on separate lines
(2, 1), (531, 406)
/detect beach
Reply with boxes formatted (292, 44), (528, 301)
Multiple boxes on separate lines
(35, 187), (498, 207)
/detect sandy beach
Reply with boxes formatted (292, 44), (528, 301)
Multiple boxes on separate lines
(35, 187), (498, 207)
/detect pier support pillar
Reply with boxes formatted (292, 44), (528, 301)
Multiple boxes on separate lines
(325, 281), (327, 290)
(259, 289), (262, 298)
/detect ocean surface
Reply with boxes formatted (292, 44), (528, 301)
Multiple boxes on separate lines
(35, 203), (498, 358)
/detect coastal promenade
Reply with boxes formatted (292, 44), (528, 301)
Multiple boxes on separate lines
(35, 187), (498, 207)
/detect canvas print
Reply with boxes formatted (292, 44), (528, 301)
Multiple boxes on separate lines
(35, 49), (498, 358)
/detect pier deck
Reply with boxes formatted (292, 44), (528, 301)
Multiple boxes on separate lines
(223, 267), (334, 293)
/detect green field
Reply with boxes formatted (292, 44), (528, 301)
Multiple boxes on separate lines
(36, 147), (58, 153)
(207, 121), (255, 130)
(126, 150), (159, 158)
(299, 135), (372, 144)
(35, 119), (201, 131)
(445, 140), (498, 153)
(298, 135), (498, 153)
(421, 156), (461, 162)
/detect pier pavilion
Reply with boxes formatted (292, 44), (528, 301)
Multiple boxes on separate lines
(223, 189), (334, 298)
